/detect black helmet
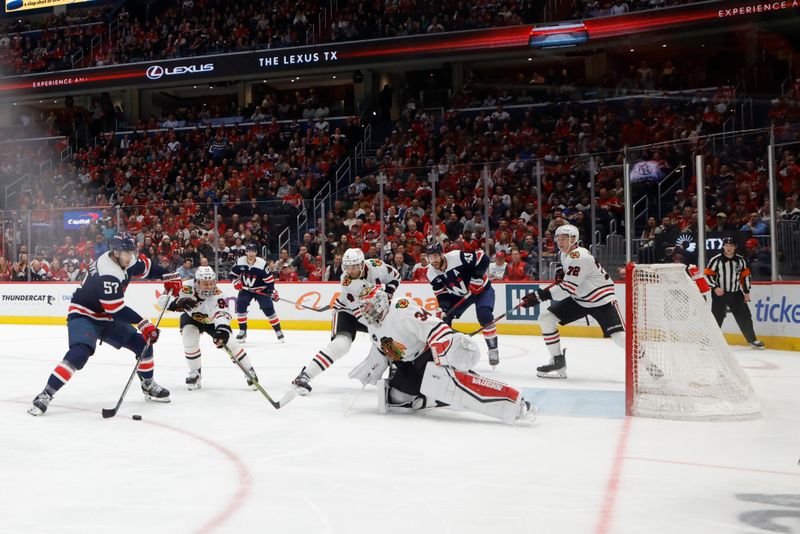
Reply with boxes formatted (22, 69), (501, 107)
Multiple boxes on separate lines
(109, 232), (137, 252)
(245, 242), (259, 252)
(424, 242), (443, 256)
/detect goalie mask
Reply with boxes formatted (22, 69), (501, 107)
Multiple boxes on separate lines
(358, 285), (390, 325)
(194, 266), (217, 299)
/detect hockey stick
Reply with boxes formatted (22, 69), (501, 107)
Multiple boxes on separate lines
(442, 295), (468, 322)
(466, 281), (558, 337)
(278, 297), (331, 313)
(102, 294), (171, 419)
(341, 382), (368, 417)
(222, 345), (295, 409)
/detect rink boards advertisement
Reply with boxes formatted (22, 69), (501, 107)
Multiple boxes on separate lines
(0, 282), (798, 350)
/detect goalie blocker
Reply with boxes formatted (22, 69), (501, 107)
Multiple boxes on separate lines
(354, 286), (536, 424)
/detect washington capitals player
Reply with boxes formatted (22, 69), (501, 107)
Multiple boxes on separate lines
(425, 243), (500, 367)
(291, 248), (400, 395)
(351, 286), (536, 424)
(28, 233), (182, 415)
(229, 243), (284, 342)
(162, 266), (259, 390)
(520, 224), (623, 379)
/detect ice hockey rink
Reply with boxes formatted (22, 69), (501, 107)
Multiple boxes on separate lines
(1, 324), (798, 534)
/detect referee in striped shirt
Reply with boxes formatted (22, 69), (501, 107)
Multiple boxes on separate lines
(704, 237), (765, 349)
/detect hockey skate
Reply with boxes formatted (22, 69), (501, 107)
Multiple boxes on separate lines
(276, 330), (285, 343)
(517, 399), (538, 422)
(186, 370), (202, 390)
(488, 348), (499, 369)
(749, 340), (765, 350)
(537, 352), (567, 379)
(292, 368), (312, 395)
(141, 379), (171, 402)
(236, 331), (247, 343)
(246, 367), (259, 390)
(28, 391), (52, 416)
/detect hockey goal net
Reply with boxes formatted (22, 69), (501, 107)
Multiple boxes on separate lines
(625, 263), (760, 420)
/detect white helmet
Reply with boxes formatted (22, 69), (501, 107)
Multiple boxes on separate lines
(358, 285), (390, 325)
(554, 224), (580, 248)
(342, 247), (365, 277)
(194, 266), (217, 299)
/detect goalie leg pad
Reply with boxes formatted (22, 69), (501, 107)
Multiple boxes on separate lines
(420, 363), (527, 424)
(348, 345), (389, 385)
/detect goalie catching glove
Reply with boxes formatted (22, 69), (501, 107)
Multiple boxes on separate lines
(521, 287), (552, 308)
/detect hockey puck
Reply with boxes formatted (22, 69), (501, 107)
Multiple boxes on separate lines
(132, 415), (143, 421)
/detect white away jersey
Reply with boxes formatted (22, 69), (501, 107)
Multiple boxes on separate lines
(366, 298), (456, 363)
(334, 259), (401, 323)
(161, 281), (232, 330)
(550, 246), (615, 308)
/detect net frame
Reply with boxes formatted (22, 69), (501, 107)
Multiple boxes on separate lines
(625, 263), (761, 420)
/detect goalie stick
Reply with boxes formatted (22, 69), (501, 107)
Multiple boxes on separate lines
(222, 345), (295, 409)
(102, 294), (172, 419)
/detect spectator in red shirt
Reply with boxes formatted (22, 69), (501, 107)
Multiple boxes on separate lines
(411, 254), (430, 281)
(307, 256), (325, 281)
(461, 229), (481, 253)
(504, 249), (529, 281)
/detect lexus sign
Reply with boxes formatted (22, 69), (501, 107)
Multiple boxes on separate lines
(146, 63), (214, 81)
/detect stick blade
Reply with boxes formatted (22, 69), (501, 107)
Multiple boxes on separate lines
(101, 408), (117, 418)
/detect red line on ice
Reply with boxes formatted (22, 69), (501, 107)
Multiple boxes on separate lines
(594, 416), (632, 534)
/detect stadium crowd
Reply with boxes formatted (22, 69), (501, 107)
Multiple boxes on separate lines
(2, 75), (799, 283)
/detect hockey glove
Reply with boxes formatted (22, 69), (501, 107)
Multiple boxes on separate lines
(469, 276), (487, 296)
(213, 328), (231, 348)
(232, 278), (243, 291)
(521, 288), (552, 308)
(271, 289), (280, 302)
(162, 271), (183, 297)
(171, 297), (197, 312)
(554, 266), (565, 283)
(137, 320), (160, 344)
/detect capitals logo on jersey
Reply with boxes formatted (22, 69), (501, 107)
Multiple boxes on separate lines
(427, 250), (489, 298)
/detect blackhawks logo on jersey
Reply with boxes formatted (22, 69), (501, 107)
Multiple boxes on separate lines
(369, 259), (383, 267)
(569, 250), (581, 259)
(191, 312), (210, 324)
(380, 336), (406, 361)
(181, 286), (193, 295)
(395, 298), (409, 308)
(342, 277), (352, 286)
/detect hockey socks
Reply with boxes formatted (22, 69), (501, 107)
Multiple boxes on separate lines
(542, 330), (562, 357)
(237, 314), (248, 331)
(482, 325), (498, 350)
(267, 314), (282, 332)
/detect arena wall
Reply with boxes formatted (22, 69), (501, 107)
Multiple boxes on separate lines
(0, 282), (798, 350)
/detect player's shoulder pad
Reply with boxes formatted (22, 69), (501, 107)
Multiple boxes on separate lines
(96, 252), (125, 281)
(236, 256), (248, 266)
(367, 258), (383, 268)
(340, 273), (352, 286)
(395, 298), (410, 309)
(569, 247), (591, 260)
(253, 257), (267, 270)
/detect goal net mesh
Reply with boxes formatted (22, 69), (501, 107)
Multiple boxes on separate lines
(627, 263), (760, 420)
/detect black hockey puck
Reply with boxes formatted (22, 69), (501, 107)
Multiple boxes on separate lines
(132, 414), (143, 421)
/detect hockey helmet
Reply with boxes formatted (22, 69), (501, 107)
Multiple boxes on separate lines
(194, 265), (217, 299)
(554, 224), (580, 249)
(342, 247), (365, 277)
(109, 232), (137, 252)
(358, 285), (390, 325)
(424, 242), (443, 256)
(245, 242), (259, 253)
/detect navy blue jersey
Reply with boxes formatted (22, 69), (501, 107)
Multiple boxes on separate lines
(427, 249), (491, 309)
(69, 252), (168, 324)
(229, 256), (275, 293)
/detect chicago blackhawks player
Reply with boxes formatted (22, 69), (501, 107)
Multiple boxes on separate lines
(162, 266), (259, 390)
(350, 285), (536, 424)
(291, 248), (400, 394)
(521, 224), (624, 379)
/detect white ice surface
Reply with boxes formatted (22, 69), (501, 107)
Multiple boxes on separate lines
(1, 324), (798, 534)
